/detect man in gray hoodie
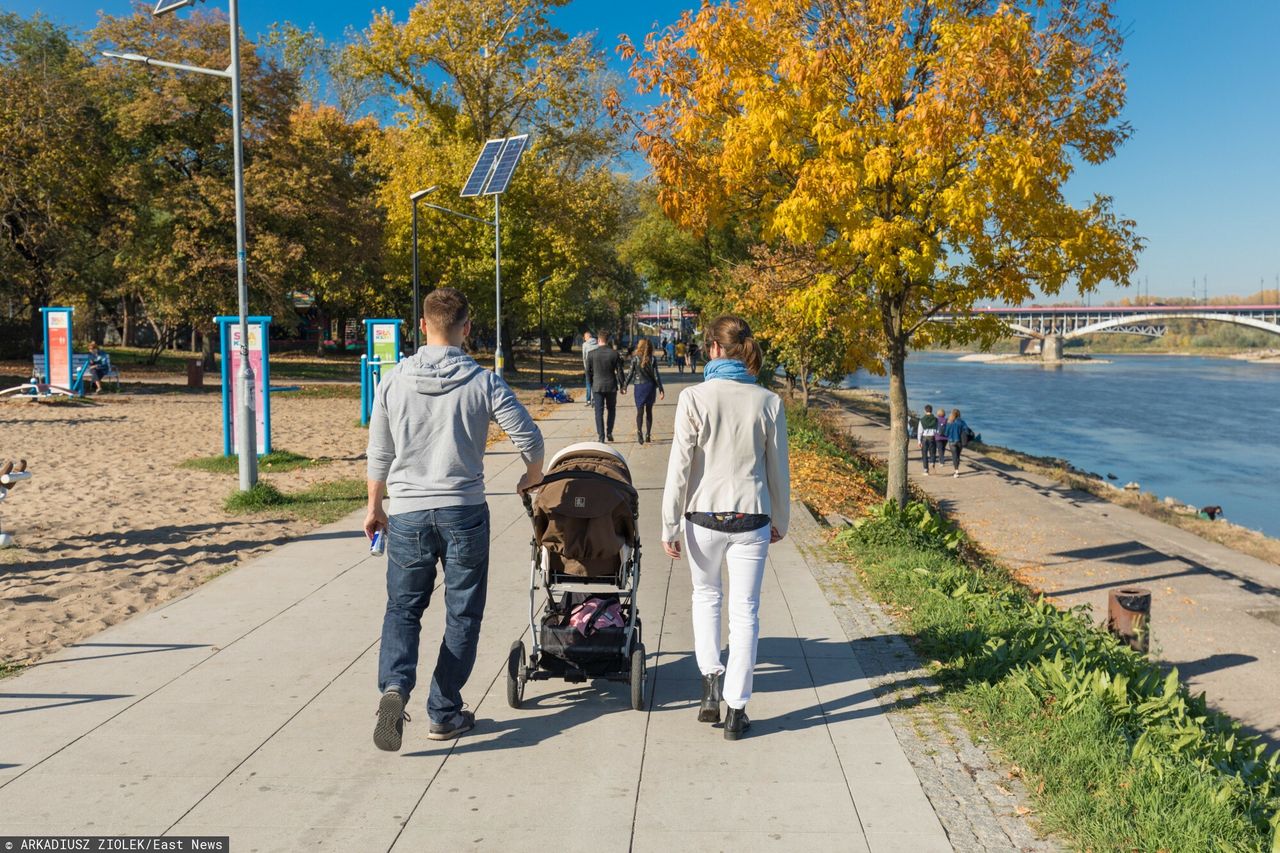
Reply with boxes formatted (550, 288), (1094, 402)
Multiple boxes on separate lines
(365, 287), (544, 751)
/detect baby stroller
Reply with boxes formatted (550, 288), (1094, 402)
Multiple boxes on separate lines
(511, 442), (646, 710)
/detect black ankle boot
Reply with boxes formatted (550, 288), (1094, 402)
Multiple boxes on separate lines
(637, 429), (644, 444)
(698, 673), (722, 723)
(724, 706), (750, 740)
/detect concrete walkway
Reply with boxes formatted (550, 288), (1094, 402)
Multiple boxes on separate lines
(1, 376), (952, 852)
(826, 401), (1280, 748)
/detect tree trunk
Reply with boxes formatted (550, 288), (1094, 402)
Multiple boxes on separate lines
(500, 321), (517, 374)
(122, 296), (133, 346)
(886, 344), (910, 507)
(201, 325), (215, 364)
(800, 366), (811, 409)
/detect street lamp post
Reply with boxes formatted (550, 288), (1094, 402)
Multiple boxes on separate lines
(409, 187), (438, 351)
(104, 0), (256, 491)
(535, 275), (552, 385)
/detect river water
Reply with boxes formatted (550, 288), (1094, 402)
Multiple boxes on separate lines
(845, 352), (1280, 538)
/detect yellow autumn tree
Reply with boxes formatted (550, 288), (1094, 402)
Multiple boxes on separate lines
(622, 0), (1143, 506)
(730, 245), (876, 408)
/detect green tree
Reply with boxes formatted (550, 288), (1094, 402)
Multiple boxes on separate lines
(351, 0), (637, 369)
(92, 7), (300, 359)
(0, 13), (116, 351)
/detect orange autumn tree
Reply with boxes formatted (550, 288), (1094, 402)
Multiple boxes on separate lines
(621, 0), (1142, 507)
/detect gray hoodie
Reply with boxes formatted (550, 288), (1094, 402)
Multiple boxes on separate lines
(366, 345), (544, 514)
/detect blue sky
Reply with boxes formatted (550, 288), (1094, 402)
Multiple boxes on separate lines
(10, 0), (1280, 302)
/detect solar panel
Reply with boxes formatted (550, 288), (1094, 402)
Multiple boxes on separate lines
(482, 134), (528, 196)
(460, 139), (505, 198)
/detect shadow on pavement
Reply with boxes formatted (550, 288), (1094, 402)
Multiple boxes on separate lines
(0, 692), (133, 716)
(1047, 540), (1280, 600)
(25, 642), (209, 668)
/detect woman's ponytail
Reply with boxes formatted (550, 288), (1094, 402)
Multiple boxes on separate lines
(705, 314), (762, 376)
(741, 337), (763, 376)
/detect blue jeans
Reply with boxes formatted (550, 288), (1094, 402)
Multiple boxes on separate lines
(378, 503), (490, 724)
(584, 375), (593, 402)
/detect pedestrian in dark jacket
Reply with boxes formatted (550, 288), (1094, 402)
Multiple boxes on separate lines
(917, 404), (938, 474)
(586, 330), (626, 442)
(624, 338), (665, 444)
(933, 404), (949, 463)
(942, 408), (969, 477)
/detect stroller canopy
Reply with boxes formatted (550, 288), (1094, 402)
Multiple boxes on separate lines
(531, 443), (637, 578)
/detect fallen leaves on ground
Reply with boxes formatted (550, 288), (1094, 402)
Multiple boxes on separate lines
(790, 447), (879, 517)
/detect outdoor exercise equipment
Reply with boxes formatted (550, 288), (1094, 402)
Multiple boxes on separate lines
(2, 307), (86, 400)
(216, 315), (272, 457)
(0, 459), (32, 549)
(360, 318), (404, 426)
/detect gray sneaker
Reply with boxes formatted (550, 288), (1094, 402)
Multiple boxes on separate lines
(373, 690), (410, 752)
(427, 708), (476, 741)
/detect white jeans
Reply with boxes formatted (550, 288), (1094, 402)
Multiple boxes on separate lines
(685, 522), (771, 710)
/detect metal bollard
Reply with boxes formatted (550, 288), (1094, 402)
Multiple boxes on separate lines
(1107, 587), (1152, 654)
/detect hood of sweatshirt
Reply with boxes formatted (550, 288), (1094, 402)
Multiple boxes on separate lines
(399, 345), (485, 396)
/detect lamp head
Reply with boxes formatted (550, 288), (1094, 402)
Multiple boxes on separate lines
(153, 0), (198, 16)
(102, 51), (150, 63)
(410, 186), (439, 201)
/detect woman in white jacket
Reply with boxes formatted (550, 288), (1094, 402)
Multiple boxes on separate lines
(661, 315), (790, 740)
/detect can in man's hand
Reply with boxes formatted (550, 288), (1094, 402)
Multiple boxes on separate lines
(370, 529), (386, 556)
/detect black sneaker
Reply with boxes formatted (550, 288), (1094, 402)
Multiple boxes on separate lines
(373, 690), (410, 752)
(427, 708), (476, 741)
(606, 433), (614, 442)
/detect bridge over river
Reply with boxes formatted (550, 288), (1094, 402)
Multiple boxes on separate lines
(937, 304), (1280, 360)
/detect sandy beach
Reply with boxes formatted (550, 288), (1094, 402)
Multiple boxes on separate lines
(0, 377), (552, 667)
(0, 389), (371, 665)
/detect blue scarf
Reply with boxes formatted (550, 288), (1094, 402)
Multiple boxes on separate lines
(703, 358), (756, 384)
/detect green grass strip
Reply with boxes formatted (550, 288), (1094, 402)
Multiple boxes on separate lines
(833, 501), (1280, 852)
(224, 478), (365, 525)
(181, 450), (324, 475)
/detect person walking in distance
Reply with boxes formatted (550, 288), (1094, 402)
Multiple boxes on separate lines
(586, 330), (626, 442)
(688, 340), (700, 371)
(624, 337), (665, 444)
(917, 404), (938, 475)
(943, 408), (969, 478)
(675, 339), (687, 374)
(662, 315), (790, 741)
(365, 288), (544, 751)
(933, 404), (949, 469)
(580, 331), (598, 407)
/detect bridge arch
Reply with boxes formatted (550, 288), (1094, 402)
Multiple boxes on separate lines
(1063, 312), (1280, 340)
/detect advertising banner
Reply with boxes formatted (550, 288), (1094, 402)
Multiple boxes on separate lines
(228, 324), (267, 455)
(43, 309), (73, 389)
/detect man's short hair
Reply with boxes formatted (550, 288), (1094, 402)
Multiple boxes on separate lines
(597, 330), (611, 343)
(423, 288), (470, 332)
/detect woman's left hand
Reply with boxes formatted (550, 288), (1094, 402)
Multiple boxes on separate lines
(662, 540), (681, 559)
(658, 391), (665, 400)
(770, 526), (783, 543)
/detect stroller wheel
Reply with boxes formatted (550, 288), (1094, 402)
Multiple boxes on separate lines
(507, 640), (526, 709)
(630, 643), (646, 711)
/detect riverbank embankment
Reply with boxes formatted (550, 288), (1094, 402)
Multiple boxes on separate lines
(821, 388), (1280, 748)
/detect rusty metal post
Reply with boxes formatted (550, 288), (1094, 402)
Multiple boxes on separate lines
(1107, 587), (1152, 654)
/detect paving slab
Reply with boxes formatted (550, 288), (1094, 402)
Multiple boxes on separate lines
(1, 375), (955, 851)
